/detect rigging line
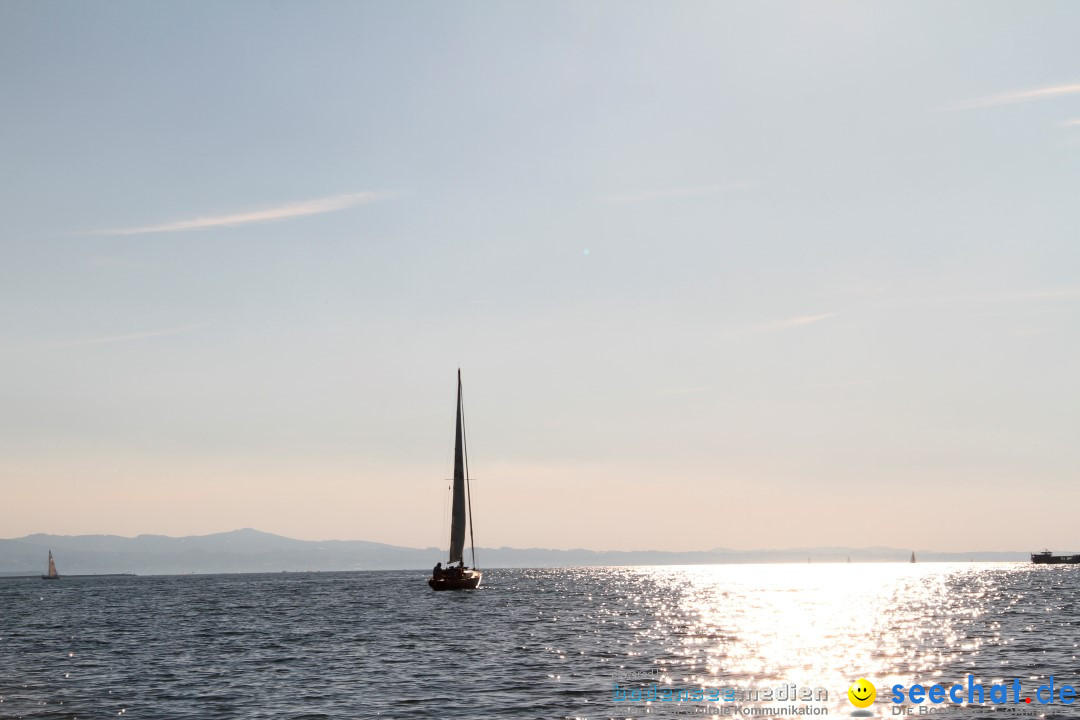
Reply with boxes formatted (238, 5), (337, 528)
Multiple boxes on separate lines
(439, 474), (450, 560)
(462, 375), (477, 570)
(439, 389), (455, 554)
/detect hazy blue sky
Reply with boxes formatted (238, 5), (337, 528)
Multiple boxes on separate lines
(1, 2), (1077, 552)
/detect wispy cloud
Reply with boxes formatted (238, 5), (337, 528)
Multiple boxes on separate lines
(92, 191), (383, 236)
(753, 312), (837, 333)
(806, 377), (891, 389)
(602, 182), (758, 204)
(949, 83), (1080, 110)
(50, 323), (207, 349)
(1061, 118), (1080, 127)
(88, 256), (143, 269)
(657, 386), (711, 398)
(1000, 287), (1080, 301)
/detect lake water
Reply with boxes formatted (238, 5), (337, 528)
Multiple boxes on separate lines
(0, 564), (1075, 719)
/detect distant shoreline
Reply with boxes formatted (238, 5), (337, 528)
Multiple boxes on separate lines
(0, 573), (137, 580)
(0, 528), (1046, 575)
(0, 563), (1036, 580)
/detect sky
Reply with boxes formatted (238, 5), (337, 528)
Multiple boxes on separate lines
(1, 1), (1078, 553)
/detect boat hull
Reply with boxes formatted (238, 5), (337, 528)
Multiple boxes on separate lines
(428, 570), (482, 590)
(41, 575), (59, 580)
(1032, 552), (1080, 564)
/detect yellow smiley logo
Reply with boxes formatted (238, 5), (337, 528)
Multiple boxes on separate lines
(848, 678), (876, 708)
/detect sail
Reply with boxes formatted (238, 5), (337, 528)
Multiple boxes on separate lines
(47, 551), (57, 577)
(448, 371), (467, 564)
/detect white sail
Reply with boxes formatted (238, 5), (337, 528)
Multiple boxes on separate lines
(449, 371), (467, 563)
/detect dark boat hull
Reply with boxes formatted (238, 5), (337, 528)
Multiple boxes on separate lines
(41, 575), (59, 580)
(428, 570), (482, 590)
(1032, 552), (1080, 564)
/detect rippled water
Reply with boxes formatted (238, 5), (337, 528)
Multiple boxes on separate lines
(0, 564), (1076, 719)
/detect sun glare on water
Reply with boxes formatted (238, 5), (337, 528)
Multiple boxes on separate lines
(609, 563), (1010, 713)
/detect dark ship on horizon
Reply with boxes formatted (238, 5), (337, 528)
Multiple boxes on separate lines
(1031, 550), (1080, 565)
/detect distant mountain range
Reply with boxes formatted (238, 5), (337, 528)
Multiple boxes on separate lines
(0, 528), (1035, 576)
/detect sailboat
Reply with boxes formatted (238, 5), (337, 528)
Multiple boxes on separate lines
(42, 550), (60, 580)
(910, 551), (916, 564)
(428, 369), (483, 591)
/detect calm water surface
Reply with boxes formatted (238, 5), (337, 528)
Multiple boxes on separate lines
(0, 564), (1076, 719)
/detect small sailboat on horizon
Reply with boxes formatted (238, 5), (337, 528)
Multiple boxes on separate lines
(429, 369), (482, 591)
(42, 550), (60, 580)
(910, 551), (916, 564)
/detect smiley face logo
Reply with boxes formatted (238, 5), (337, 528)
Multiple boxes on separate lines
(848, 678), (876, 708)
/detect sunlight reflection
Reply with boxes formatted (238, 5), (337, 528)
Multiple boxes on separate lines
(620, 563), (1007, 714)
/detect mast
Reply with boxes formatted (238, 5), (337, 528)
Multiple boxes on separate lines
(448, 370), (467, 564)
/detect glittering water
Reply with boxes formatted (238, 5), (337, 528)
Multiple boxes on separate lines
(0, 564), (1076, 719)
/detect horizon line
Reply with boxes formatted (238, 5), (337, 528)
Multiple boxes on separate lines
(3, 528), (1044, 556)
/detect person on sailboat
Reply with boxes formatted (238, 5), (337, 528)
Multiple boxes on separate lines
(433, 562), (443, 580)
